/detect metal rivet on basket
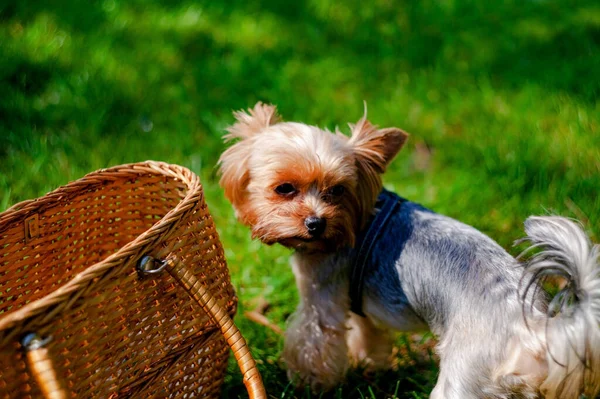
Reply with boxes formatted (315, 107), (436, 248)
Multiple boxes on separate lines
(136, 255), (168, 278)
(21, 333), (52, 351)
(24, 214), (40, 244)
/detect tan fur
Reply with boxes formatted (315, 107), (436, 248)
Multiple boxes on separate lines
(346, 312), (394, 371)
(225, 102), (281, 140)
(218, 102), (406, 251)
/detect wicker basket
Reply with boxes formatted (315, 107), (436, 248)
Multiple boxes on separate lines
(0, 161), (265, 399)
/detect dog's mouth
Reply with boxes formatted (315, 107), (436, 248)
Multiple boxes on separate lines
(279, 236), (329, 251)
(293, 236), (318, 243)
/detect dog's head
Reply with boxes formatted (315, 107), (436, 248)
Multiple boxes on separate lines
(218, 102), (408, 252)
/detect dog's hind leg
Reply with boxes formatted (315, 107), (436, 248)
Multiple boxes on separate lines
(430, 358), (482, 399)
(431, 339), (501, 399)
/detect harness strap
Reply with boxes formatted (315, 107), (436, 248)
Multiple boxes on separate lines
(349, 189), (404, 316)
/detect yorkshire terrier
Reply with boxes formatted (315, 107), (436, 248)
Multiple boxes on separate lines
(218, 102), (600, 398)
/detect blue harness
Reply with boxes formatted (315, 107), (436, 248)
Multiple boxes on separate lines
(349, 189), (406, 317)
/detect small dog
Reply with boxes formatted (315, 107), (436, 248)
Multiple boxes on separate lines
(218, 102), (600, 398)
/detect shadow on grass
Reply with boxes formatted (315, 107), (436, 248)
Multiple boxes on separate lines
(2, 0), (598, 153)
(223, 353), (438, 399)
(196, 0), (600, 102)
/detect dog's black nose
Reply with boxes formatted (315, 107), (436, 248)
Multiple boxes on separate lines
(305, 216), (326, 237)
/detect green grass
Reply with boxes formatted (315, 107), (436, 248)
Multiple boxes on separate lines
(1, 0), (599, 397)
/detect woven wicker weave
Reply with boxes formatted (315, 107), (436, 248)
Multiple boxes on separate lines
(0, 161), (265, 398)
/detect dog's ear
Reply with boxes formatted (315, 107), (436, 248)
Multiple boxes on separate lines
(348, 113), (409, 174)
(348, 111), (409, 228)
(218, 141), (254, 223)
(225, 102), (281, 141)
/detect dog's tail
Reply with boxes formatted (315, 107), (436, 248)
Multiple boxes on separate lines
(521, 216), (600, 398)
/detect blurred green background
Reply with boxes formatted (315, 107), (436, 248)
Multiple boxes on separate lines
(1, 0), (599, 397)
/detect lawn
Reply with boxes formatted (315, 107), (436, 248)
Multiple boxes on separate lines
(1, 0), (599, 397)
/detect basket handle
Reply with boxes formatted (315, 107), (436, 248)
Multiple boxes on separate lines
(21, 334), (68, 399)
(156, 256), (267, 399)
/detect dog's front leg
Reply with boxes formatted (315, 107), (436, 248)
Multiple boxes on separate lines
(283, 302), (348, 391)
(282, 254), (350, 392)
(346, 312), (394, 371)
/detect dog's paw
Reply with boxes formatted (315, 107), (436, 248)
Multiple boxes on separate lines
(286, 366), (341, 393)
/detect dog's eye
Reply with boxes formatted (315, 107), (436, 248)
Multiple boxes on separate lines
(275, 183), (297, 196)
(328, 185), (345, 197)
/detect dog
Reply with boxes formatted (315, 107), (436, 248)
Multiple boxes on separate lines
(218, 102), (600, 398)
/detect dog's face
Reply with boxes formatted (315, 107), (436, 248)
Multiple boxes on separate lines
(218, 102), (408, 252)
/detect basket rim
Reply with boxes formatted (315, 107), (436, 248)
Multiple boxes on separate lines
(0, 161), (206, 332)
